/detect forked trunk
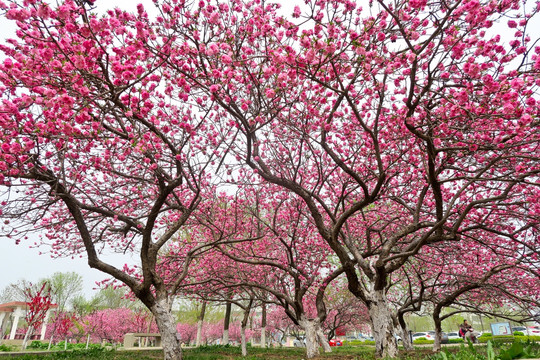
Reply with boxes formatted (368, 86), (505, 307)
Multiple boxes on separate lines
(368, 291), (399, 358)
(151, 298), (182, 360)
(317, 326), (332, 353)
(298, 316), (320, 359)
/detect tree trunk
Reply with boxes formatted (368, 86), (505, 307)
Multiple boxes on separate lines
(22, 325), (34, 350)
(432, 314), (443, 352)
(151, 298), (183, 360)
(260, 303), (267, 348)
(196, 301), (206, 347)
(240, 298), (253, 357)
(316, 326), (332, 353)
(222, 300), (232, 345)
(241, 326), (247, 356)
(368, 291), (399, 358)
(398, 325), (413, 351)
(395, 314), (413, 351)
(298, 316), (320, 359)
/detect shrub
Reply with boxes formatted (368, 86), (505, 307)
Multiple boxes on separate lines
(414, 339), (435, 344)
(27, 340), (49, 349)
(0, 344), (15, 352)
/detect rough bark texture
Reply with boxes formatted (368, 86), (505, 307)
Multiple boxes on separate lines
(394, 314), (413, 351)
(151, 298), (183, 360)
(196, 301), (206, 347)
(398, 326), (413, 351)
(368, 291), (399, 358)
(317, 326), (332, 353)
(299, 317), (320, 359)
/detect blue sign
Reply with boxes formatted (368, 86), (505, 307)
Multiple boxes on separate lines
(490, 322), (512, 336)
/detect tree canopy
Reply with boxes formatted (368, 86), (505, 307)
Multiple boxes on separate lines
(0, 0), (538, 359)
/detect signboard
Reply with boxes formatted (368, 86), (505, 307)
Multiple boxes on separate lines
(490, 322), (512, 336)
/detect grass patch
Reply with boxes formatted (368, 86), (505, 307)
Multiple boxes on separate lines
(0, 345), (425, 360)
(5, 341), (539, 360)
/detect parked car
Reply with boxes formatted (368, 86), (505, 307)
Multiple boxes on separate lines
(329, 339), (343, 346)
(528, 326), (540, 336)
(447, 332), (461, 340)
(427, 331), (449, 343)
(412, 331), (448, 343)
(412, 332), (434, 341)
(358, 334), (374, 342)
(512, 326), (527, 333)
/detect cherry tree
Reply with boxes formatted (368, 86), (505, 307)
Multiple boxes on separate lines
(81, 307), (157, 344)
(1, 0), (539, 358)
(176, 323), (197, 345)
(22, 282), (54, 349)
(0, 1), (229, 358)
(322, 284), (370, 341)
(148, 0), (539, 356)
(177, 188), (344, 358)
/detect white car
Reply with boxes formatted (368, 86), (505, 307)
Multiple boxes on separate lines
(412, 332), (434, 341)
(528, 326), (540, 336)
(447, 332), (461, 340)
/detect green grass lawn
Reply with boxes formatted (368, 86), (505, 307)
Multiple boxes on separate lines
(0, 345), (439, 360)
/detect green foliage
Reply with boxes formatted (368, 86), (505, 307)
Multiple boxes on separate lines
(515, 336), (540, 342)
(27, 340), (50, 349)
(415, 339), (435, 344)
(342, 339), (377, 346)
(428, 340), (540, 360)
(513, 332), (525, 336)
(175, 300), (224, 324)
(496, 340), (539, 360)
(189, 344), (239, 354)
(487, 341), (495, 360)
(46, 272), (84, 312)
(0, 343), (16, 352)
(429, 346), (485, 360)
(12, 348), (112, 359)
